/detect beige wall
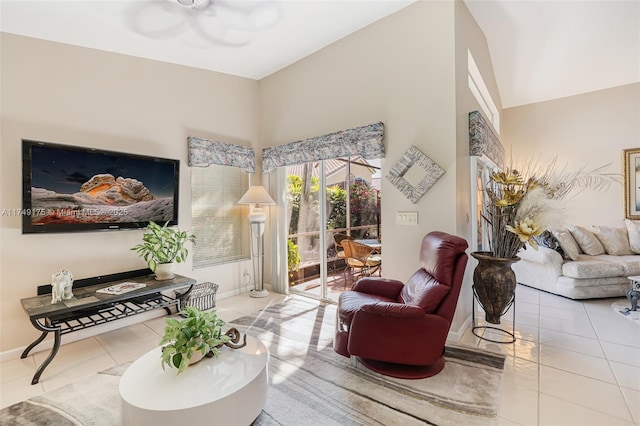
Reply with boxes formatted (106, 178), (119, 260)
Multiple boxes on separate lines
(503, 83), (640, 227)
(259, 1), (459, 289)
(5, 0), (624, 356)
(453, 1), (504, 331)
(0, 33), (259, 353)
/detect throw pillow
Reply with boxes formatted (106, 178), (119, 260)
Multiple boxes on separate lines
(569, 225), (606, 255)
(592, 225), (634, 255)
(551, 230), (582, 261)
(625, 219), (640, 254)
(533, 230), (565, 257)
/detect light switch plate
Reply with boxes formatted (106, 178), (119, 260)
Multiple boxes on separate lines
(396, 211), (418, 225)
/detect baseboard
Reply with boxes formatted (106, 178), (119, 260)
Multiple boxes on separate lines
(447, 314), (472, 342)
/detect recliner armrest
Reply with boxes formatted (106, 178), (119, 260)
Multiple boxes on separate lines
(361, 301), (424, 318)
(352, 277), (404, 299)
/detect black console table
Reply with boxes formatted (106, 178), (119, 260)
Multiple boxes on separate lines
(20, 268), (195, 385)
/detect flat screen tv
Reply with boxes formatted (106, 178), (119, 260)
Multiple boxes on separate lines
(22, 139), (180, 234)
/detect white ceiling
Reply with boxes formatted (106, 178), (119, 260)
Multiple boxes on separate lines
(464, 0), (640, 108)
(1, 0), (638, 108)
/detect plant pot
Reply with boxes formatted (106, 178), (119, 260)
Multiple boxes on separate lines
(155, 263), (176, 280)
(189, 350), (205, 365)
(471, 251), (519, 325)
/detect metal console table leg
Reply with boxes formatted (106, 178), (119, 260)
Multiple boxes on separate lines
(21, 318), (62, 385)
(471, 287), (516, 344)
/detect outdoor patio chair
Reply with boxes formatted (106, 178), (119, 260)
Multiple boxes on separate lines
(341, 239), (382, 284)
(333, 233), (354, 260)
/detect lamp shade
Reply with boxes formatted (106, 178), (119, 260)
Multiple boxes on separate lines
(238, 185), (275, 205)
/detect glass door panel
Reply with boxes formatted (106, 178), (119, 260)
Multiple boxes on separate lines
(286, 161), (324, 298)
(286, 157), (382, 303)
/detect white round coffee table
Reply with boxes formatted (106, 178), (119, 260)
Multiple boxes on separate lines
(119, 335), (268, 426)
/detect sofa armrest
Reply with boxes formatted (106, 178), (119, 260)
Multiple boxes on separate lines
(513, 244), (563, 291)
(518, 244), (564, 267)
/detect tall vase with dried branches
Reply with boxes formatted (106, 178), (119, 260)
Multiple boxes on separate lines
(473, 159), (618, 325)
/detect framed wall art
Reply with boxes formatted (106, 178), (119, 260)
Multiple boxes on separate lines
(623, 148), (640, 219)
(386, 145), (445, 204)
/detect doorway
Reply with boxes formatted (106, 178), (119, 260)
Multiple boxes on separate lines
(285, 157), (381, 302)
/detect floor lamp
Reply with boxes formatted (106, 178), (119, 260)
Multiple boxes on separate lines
(238, 185), (275, 298)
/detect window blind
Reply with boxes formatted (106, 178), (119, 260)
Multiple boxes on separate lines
(191, 164), (250, 268)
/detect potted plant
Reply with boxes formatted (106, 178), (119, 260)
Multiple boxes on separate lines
(131, 221), (196, 280)
(159, 306), (230, 374)
(287, 239), (301, 286)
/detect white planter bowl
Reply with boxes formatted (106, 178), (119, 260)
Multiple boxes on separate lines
(155, 263), (176, 280)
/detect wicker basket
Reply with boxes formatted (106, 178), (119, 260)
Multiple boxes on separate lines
(179, 282), (218, 311)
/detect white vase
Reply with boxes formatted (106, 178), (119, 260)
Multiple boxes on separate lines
(155, 263), (176, 280)
(188, 350), (205, 365)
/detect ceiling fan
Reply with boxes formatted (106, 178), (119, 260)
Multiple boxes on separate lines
(125, 0), (281, 47)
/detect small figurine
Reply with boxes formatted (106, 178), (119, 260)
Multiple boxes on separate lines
(627, 288), (640, 312)
(51, 269), (74, 304)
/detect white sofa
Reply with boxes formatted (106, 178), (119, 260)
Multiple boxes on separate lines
(512, 223), (639, 299)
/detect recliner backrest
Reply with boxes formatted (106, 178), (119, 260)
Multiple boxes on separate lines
(399, 232), (469, 316)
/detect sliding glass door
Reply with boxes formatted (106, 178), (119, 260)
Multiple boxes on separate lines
(285, 157), (381, 302)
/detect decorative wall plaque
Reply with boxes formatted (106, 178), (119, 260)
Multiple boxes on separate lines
(386, 146), (445, 204)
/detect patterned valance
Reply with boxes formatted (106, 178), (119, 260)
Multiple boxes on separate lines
(469, 111), (504, 168)
(262, 122), (385, 173)
(188, 136), (255, 173)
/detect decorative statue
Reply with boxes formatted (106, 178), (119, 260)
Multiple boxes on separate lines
(51, 269), (74, 304)
(627, 288), (640, 312)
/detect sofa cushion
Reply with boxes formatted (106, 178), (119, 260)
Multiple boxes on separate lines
(625, 219), (640, 254)
(533, 230), (565, 257)
(592, 226), (634, 255)
(569, 225), (605, 255)
(561, 257), (625, 279)
(552, 230), (582, 260)
(597, 255), (640, 276)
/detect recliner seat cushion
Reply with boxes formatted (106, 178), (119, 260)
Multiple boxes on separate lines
(399, 269), (450, 313)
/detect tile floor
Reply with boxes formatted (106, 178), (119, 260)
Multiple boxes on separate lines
(1, 285), (639, 425)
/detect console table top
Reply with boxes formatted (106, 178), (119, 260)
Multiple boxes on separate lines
(21, 274), (195, 320)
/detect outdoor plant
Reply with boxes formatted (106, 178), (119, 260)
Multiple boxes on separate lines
(287, 239), (301, 286)
(159, 306), (230, 374)
(131, 221), (196, 271)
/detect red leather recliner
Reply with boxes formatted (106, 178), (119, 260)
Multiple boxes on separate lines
(334, 231), (469, 379)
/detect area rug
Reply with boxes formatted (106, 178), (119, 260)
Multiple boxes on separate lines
(612, 300), (640, 325)
(0, 297), (505, 426)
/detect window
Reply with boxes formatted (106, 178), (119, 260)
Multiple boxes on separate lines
(191, 164), (250, 268)
(468, 50), (500, 134)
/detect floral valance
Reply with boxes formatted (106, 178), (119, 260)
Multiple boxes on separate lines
(469, 111), (504, 168)
(262, 122), (385, 173)
(188, 136), (255, 173)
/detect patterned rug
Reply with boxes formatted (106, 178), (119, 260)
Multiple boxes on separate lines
(0, 297), (505, 425)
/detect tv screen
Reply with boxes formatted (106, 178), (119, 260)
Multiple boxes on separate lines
(22, 140), (180, 234)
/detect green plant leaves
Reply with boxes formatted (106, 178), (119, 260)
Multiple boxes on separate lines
(159, 306), (229, 374)
(131, 221), (196, 271)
